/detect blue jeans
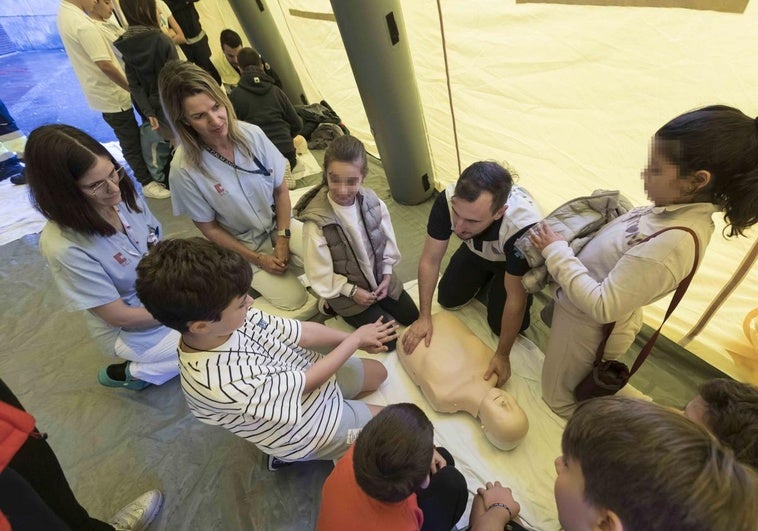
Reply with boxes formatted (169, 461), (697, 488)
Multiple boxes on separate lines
(139, 123), (172, 185)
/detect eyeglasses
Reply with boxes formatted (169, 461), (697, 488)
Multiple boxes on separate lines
(81, 165), (124, 195)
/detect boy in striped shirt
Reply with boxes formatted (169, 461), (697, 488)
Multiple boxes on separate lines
(136, 237), (395, 464)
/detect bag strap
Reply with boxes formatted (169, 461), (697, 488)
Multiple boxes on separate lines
(592, 226), (700, 374)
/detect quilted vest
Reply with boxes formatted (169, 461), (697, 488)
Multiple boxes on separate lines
(294, 186), (403, 316)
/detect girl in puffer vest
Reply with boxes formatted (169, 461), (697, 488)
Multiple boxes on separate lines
(294, 136), (418, 351)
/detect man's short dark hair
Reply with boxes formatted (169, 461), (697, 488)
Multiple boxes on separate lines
(135, 238), (252, 332)
(563, 396), (758, 531)
(454, 161), (513, 214)
(353, 403), (433, 502)
(237, 47), (262, 71)
(698, 378), (758, 468)
(220, 29), (242, 49)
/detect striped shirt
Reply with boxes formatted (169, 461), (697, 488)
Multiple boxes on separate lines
(178, 308), (344, 460)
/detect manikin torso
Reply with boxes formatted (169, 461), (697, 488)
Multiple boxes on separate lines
(398, 311), (529, 450)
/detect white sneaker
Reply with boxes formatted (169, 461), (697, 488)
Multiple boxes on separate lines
(109, 489), (163, 531)
(142, 181), (171, 199)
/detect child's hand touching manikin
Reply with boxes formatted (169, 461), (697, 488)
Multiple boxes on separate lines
(354, 317), (399, 353)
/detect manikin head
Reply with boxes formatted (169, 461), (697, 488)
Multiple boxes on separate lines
(478, 388), (529, 450)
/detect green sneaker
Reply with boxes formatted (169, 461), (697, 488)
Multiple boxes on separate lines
(97, 362), (151, 391)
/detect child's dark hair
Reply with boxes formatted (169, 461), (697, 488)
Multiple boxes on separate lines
(656, 105), (758, 237)
(322, 135), (368, 182)
(120, 0), (159, 28)
(237, 47), (262, 71)
(135, 238), (252, 332)
(353, 403), (433, 503)
(454, 161), (513, 214)
(697, 378), (758, 469)
(563, 396), (758, 531)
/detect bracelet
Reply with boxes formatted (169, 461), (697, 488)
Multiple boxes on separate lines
(487, 502), (512, 520)
(349, 285), (358, 298)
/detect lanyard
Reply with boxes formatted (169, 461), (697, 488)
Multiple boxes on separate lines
(204, 145), (271, 176)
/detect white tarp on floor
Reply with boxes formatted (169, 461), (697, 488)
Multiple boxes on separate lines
(196, 0), (758, 384)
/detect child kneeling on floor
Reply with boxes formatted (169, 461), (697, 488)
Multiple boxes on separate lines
(135, 237), (396, 465)
(470, 396), (758, 531)
(684, 378), (758, 469)
(294, 135), (419, 351)
(318, 403), (468, 531)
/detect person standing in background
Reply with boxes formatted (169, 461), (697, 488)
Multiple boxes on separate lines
(57, 0), (171, 199)
(162, 0), (221, 84)
(155, 0), (187, 59)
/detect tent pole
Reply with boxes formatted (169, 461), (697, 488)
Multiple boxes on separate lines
(331, 0), (434, 205)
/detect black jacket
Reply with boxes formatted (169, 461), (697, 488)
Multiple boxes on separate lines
(229, 66), (302, 156)
(114, 27), (177, 121)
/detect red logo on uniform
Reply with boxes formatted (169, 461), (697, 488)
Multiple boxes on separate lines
(214, 183), (226, 195)
(113, 252), (128, 265)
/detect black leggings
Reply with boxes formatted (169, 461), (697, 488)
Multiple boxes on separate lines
(416, 447), (468, 531)
(342, 289), (420, 351)
(0, 378), (113, 530)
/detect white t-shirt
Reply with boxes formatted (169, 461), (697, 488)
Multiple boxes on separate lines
(178, 309), (344, 460)
(57, 0), (132, 113)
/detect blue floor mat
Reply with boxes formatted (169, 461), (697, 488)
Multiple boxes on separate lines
(1, 48), (118, 143)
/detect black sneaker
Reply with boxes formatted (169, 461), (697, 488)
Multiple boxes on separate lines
(317, 298), (337, 317)
(10, 171), (26, 185)
(267, 455), (294, 471)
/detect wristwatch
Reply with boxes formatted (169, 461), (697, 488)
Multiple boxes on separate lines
(276, 228), (291, 238)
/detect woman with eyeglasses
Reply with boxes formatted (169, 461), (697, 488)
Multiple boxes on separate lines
(158, 60), (317, 318)
(26, 124), (179, 390)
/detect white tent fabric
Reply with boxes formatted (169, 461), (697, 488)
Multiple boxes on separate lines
(197, 1), (758, 384)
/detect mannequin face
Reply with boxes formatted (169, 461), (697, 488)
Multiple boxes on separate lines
(479, 388), (529, 450)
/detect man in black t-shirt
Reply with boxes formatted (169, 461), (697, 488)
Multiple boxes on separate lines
(401, 161), (541, 386)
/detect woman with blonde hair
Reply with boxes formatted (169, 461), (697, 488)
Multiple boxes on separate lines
(159, 60), (316, 318)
